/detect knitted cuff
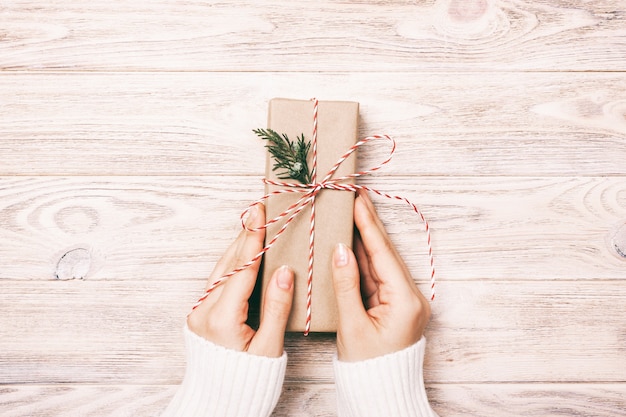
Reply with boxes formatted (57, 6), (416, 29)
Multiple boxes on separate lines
(333, 338), (438, 417)
(161, 325), (287, 417)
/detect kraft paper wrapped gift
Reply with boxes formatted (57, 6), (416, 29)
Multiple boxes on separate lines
(260, 98), (359, 332)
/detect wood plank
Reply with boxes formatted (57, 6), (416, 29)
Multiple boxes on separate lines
(1, 1), (624, 71)
(1, 383), (625, 417)
(427, 383), (626, 417)
(1, 72), (625, 176)
(0, 385), (175, 417)
(1, 280), (624, 384)
(1, 176), (625, 281)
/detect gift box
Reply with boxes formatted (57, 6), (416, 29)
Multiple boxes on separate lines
(260, 98), (359, 332)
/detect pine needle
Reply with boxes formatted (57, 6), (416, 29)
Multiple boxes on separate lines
(254, 128), (312, 184)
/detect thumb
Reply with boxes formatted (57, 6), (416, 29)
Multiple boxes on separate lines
(251, 266), (295, 357)
(332, 243), (368, 326)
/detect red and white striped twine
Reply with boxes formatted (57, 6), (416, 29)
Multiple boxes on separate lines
(191, 98), (435, 335)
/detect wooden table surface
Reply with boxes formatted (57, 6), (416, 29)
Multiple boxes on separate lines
(1, 1), (625, 416)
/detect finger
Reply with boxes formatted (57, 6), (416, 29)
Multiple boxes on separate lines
(250, 266), (295, 357)
(206, 203), (265, 288)
(357, 189), (388, 234)
(201, 215), (254, 305)
(215, 204), (266, 314)
(357, 192), (430, 303)
(205, 229), (243, 294)
(354, 230), (380, 309)
(331, 243), (369, 326)
(354, 193), (414, 295)
(356, 190), (401, 259)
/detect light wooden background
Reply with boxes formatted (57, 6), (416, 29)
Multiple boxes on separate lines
(1, 1), (625, 416)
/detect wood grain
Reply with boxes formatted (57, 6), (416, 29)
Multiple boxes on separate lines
(1, 383), (626, 417)
(0, 385), (175, 417)
(1, 72), (625, 176)
(1, 176), (624, 282)
(1, 1), (624, 71)
(1, 280), (624, 384)
(2, 0), (625, 414)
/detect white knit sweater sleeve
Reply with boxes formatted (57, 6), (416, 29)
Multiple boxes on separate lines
(333, 337), (439, 417)
(161, 325), (287, 417)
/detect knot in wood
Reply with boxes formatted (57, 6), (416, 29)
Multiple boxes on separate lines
(610, 222), (626, 259)
(55, 248), (91, 280)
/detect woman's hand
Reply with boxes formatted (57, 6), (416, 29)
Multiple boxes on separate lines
(187, 203), (295, 358)
(332, 190), (431, 361)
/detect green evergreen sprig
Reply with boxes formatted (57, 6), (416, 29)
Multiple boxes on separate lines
(254, 128), (312, 184)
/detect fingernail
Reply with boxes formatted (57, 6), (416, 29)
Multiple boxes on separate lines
(334, 243), (349, 267)
(276, 265), (293, 290)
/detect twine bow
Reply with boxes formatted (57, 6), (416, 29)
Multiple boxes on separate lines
(192, 98), (435, 335)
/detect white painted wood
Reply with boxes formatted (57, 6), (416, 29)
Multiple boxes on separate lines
(0, 1), (624, 71)
(1, 384), (626, 417)
(1, 281), (624, 384)
(0, 385), (173, 417)
(0, 72), (624, 176)
(1, 176), (624, 281)
(1, 0), (625, 414)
